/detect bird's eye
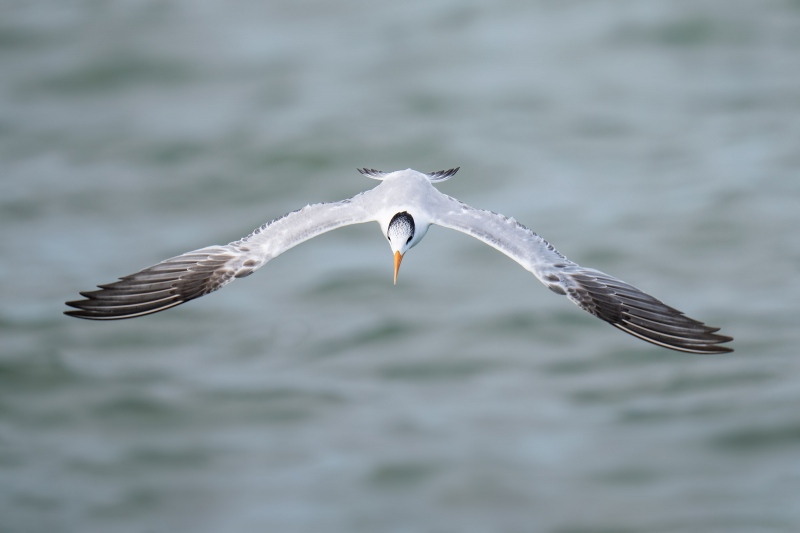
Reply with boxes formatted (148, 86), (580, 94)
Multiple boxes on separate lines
(387, 235), (391, 241)
(406, 236), (412, 244)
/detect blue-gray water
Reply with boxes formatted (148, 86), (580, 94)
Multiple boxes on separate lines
(2, 2), (799, 532)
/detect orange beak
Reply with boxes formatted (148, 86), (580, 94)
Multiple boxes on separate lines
(393, 251), (404, 285)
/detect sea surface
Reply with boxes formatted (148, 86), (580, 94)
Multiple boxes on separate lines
(2, 2), (799, 532)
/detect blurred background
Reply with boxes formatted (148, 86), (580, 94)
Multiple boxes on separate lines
(1, 1), (799, 532)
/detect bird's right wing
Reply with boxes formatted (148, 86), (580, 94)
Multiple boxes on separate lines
(65, 193), (376, 320)
(429, 194), (733, 354)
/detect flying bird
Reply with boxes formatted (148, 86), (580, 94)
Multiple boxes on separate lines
(65, 168), (733, 354)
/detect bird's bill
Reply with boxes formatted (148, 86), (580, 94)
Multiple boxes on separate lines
(393, 251), (404, 285)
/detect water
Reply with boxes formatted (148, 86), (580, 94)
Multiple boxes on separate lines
(2, 2), (800, 532)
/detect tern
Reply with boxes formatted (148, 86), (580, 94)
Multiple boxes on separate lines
(65, 167), (733, 354)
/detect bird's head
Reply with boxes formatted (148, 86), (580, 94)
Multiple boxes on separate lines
(386, 211), (420, 284)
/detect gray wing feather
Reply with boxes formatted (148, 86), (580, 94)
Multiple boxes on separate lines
(357, 168), (387, 179)
(65, 196), (374, 320)
(426, 167), (460, 182)
(430, 194), (733, 354)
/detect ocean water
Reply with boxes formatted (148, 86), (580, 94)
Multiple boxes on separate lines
(2, 1), (800, 532)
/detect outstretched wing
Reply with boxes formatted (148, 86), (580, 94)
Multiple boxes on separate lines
(65, 195), (375, 320)
(429, 194), (733, 354)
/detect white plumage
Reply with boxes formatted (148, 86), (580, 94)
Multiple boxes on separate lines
(66, 168), (733, 354)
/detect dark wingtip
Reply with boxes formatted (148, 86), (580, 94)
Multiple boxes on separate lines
(427, 167), (460, 182)
(568, 271), (734, 354)
(611, 322), (734, 354)
(63, 291), (187, 320)
(357, 168), (386, 179)
(63, 247), (236, 321)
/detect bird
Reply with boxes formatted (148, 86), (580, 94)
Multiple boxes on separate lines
(65, 167), (733, 354)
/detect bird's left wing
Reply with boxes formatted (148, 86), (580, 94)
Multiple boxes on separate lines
(65, 194), (375, 320)
(429, 194), (733, 354)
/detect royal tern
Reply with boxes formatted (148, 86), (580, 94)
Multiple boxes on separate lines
(65, 167), (733, 354)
